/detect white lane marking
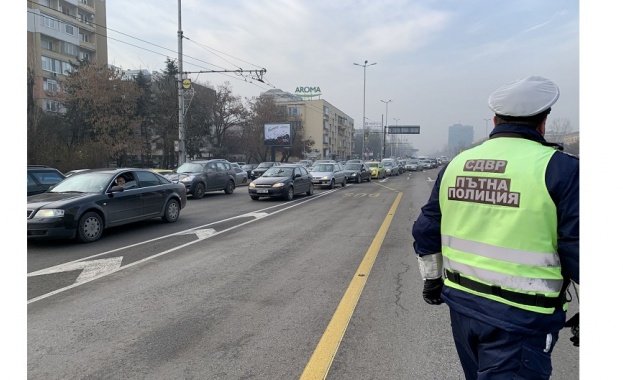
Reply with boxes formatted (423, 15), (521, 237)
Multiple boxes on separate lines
(27, 191), (339, 304)
(426, 177), (434, 182)
(28, 257), (123, 284)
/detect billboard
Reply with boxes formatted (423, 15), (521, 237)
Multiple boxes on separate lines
(264, 123), (292, 146)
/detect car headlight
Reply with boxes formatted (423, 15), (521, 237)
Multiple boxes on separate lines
(321, 176), (329, 180)
(350, 173), (357, 177)
(249, 182), (256, 188)
(34, 209), (65, 218)
(181, 175), (194, 182)
(272, 183), (285, 188)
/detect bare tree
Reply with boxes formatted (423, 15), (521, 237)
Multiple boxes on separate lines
(60, 62), (143, 168)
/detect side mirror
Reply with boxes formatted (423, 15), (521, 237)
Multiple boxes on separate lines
(295, 173), (301, 178)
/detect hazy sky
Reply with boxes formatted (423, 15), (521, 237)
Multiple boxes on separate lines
(103, 0), (579, 156)
(101, 0), (579, 154)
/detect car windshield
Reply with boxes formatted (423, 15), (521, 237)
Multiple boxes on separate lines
(242, 165), (255, 170)
(407, 160), (419, 164)
(257, 163), (273, 168)
(382, 162), (393, 167)
(263, 167), (293, 177)
(367, 162), (379, 168)
(50, 172), (114, 193)
(312, 164), (334, 172)
(176, 163), (204, 173)
(345, 164), (360, 170)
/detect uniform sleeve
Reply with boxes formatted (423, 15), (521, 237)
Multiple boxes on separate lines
(412, 167), (446, 256)
(547, 152), (580, 284)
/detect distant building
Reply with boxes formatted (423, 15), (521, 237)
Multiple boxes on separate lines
(261, 89), (355, 160)
(448, 124), (474, 155)
(27, 0), (108, 113)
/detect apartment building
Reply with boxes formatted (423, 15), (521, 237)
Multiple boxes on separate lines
(261, 89), (355, 161)
(27, 0), (108, 113)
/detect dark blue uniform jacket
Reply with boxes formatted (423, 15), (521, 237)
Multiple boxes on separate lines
(412, 123), (579, 334)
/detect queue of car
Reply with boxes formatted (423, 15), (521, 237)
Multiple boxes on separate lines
(28, 157), (436, 243)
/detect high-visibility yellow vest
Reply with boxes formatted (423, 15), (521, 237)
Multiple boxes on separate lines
(439, 137), (566, 314)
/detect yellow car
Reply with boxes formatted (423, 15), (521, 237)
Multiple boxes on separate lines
(365, 161), (387, 179)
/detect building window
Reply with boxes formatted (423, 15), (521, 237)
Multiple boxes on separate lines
(40, 0), (51, 7)
(45, 100), (61, 112)
(79, 51), (90, 61)
(41, 56), (61, 74)
(40, 15), (59, 30)
(41, 38), (53, 51)
(62, 42), (78, 56)
(288, 106), (301, 116)
(80, 33), (89, 42)
(65, 24), (75, 36)
(61, 61), (74, 75)
(43, 78), (59, 92)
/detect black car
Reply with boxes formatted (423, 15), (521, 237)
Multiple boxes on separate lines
(27, 168), (187, 243)
(250, 162), (281, 180)
(241, 163), (258, 180)
(164, 159), (237, 199)
(248, 164), (314, 201)
(343, 162), (372, 183)
(28, 165), (66, 196)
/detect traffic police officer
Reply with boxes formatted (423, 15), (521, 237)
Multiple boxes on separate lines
(412, 76), (579, 380)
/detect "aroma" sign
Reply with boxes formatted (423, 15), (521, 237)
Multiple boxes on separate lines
(294, 86), (322, 97)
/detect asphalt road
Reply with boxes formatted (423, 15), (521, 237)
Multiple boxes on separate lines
(26, 169), (579, 379)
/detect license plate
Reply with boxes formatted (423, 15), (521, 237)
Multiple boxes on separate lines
(257, 189), (269, 194)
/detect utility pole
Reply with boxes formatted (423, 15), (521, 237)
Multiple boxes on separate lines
(354, 60), (376, 159)
(177, 0), (185, 166)
(381, 99), (392, 159)
(176, 0), (266, 166)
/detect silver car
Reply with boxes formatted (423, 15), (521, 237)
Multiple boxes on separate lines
(310, 162), (347, 189)
(405, 159), (423, 171)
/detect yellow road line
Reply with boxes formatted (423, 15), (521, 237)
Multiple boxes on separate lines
(299, 192), (403, 380)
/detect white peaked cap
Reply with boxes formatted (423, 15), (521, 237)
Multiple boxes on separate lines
(488, 76), (560, 117)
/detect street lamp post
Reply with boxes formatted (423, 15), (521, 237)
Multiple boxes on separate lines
(380, 99), (392, 159)
(354, 60), (376, 159)
(484, 118), (491, 140)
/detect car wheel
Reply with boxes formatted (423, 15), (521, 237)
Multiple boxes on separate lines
(284, 186), (294, 201)
(306, 183), (314, 196)
(192, 183), (205, 199)
(329, 179), (335, 189)
(77, 211), (103, 243)
(224, 180), (235, 194)
(367, 175), (372, 182)
(356, 175), (361, 183)
(250, 195), (260, 200)
(162, 199), (180, 223)
(341, 178), (346, 187)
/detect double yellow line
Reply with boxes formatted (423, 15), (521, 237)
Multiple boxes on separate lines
(300, 192), (403, 379)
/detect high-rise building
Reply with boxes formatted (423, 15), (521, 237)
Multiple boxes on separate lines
(448, 123), (474, 156)
(27, 0), (108, 113)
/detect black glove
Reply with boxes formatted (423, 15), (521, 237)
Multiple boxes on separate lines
(564, 312), (579, 347)
(423, 278), (444, 305)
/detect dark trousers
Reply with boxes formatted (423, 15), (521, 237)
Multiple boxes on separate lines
(449, 308), (558, 380)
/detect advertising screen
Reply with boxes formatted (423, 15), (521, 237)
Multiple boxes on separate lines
(264, 123), (292, 146)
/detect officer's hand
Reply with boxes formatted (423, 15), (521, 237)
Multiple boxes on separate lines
(564, 312), (579, 347)
(422, 278), (444, 305)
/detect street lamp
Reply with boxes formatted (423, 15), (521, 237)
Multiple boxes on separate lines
(484, 118), (491, 140)
(380, 99), (392, 159)
(354, 60), (376, 159)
